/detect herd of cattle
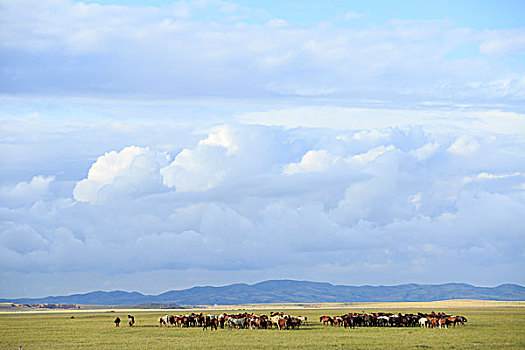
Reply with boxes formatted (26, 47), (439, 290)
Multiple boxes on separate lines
(114, 311), (466, 330)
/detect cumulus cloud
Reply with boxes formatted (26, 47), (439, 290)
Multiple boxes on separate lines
(73, 146), (170, 203)
(161, 124), (295, 192)
(160, 144), (230, 192)
(0, 175), (55, 207)
(447, 135), (480, 156)
(410, 142), (440, 161)
(1, 122), (524, 297)
(283, 150), (339, 175)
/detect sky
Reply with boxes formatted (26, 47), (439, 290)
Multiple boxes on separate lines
(0, 0), (524, 298)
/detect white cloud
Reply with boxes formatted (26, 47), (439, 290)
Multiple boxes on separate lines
(0, 175), (55, 207)
(160, 145), (230, 192)
(198, 124), (240, 154)
(283, 150), (339, 175)
(1, 0), (523, 106)
(237, 106), (525, 134)
(161, 124), (294, 192)
(479, 31), (525, 56)
(350, 145), (395, 164)
(0, 222), (48, 254)
(344, 11), (362, 20)
(73, 146), (170, 203)
(447, 135), (480, 156)
(1, 122), (524, 296)
(411, 142), (440, 161)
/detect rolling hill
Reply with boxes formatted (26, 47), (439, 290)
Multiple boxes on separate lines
(2, 280), (524, 306)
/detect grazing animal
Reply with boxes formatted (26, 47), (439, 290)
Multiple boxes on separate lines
(333, 316), (344, 327)
(418, 317), (428, 328)
(287, 317), (301, 329)
(158, 315), (169, 327)
(128, 315), (135, 327)
(438, 318), (447, 329)
(343, 316), (355, 329)
(218, 314), (226, 329)
(278, 318), (288, 330)
(114, 317), (121, 327)
(456, 316), (467, 325)
(377, 316), (389, 327)
(298, 316), (307, 325)
(319, 316), (334, 326)
(429, 318), (439, 329)
(270, 315), (282, 329)
(228, 317), (246, 329)
(203, 316), (218, 331)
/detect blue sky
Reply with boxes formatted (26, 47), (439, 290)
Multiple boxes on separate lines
(0, 0), (524, 298)
(80, 0), (525, 29)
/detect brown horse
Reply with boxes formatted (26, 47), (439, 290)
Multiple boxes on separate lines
(320, 316), (334, 326)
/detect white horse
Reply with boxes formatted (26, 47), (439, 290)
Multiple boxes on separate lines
(418, 317), (428, 328)
(228, 317), (246, 329)
(298, 316), (307, 325)
(158, 315), (169, 327)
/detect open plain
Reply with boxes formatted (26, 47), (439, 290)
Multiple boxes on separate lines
(0, 301), (523, 349)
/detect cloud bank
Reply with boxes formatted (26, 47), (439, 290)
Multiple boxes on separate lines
(1, 123), (524, 296)
(1, 0), (524, 107)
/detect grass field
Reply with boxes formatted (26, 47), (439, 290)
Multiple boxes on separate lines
(1, 306), (523, 349)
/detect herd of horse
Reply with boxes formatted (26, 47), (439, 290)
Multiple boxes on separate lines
(157, 312), (307, 330)
(319, 311), (467, 329)
(114, 311), (467, 330)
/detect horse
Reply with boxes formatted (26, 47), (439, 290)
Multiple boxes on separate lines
(455, 316), (467, 325)
(343, 316), (355, 329)
(298, 316), (307, 325)
(228, 317), (246, 329)
(158, 315), (169, 327)
(319, 316), (334, 326)
(429, 317), (439, 329)
(438, 318), (447, 329)
(203, 315), (218, 331)
(333, 316), (344, 327)
(270, 315), (282, 329)
(128, 315), (135, 327)
(114, 317), (121, 327)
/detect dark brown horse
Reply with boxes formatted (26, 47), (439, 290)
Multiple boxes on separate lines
(128, 315), (135, 327)
(203, 316), (218, 331)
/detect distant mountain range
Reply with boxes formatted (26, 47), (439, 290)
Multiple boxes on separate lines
(2, 280), (524, 306)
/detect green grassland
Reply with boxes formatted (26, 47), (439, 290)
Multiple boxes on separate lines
(1, 307), (523, 349)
